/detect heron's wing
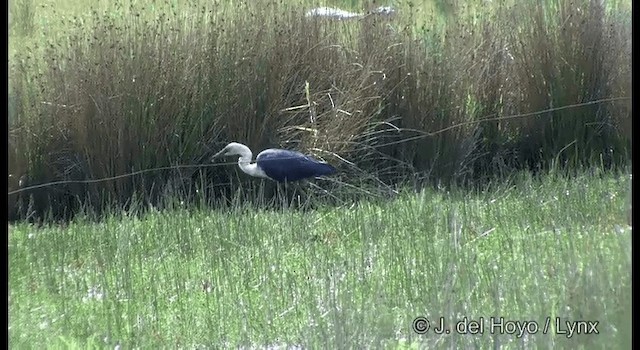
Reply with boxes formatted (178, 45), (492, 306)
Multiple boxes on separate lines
(257, 149), (333, 181)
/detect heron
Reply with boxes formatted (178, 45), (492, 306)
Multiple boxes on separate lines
(305, 6), (362, 19)
(305, 5), (396, 19)
(212, 142), (336, 182)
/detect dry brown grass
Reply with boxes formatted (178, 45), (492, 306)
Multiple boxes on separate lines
(8, 0), (631, 220)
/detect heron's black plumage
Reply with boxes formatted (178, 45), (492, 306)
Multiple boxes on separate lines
(256, 149), (336, 182)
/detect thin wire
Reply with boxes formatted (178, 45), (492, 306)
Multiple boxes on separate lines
(9, 164), (219, 195)
(8, 97), (630, 196)
(425, 97), (628, 137)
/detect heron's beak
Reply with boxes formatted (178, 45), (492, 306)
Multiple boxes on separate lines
(211, 149), (226, 161)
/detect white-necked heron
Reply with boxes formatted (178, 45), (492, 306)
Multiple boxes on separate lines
(212, 142), (336, 182)
(304, 5), (396, 19)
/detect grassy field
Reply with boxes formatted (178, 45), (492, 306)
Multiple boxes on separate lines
(9, 171), (632, 348)
(8, 0), (633, 348)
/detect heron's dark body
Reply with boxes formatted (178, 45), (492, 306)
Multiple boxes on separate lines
(256, 149), (336, 182)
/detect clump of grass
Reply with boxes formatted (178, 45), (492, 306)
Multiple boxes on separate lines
(504, 1), (631, 169)
(9, 0), (36, 38)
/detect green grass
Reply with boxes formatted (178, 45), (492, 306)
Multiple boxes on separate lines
(9, 171), (631, 348)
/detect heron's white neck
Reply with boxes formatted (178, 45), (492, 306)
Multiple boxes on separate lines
(236, 149), (269, 179)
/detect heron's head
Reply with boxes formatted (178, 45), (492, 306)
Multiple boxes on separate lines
(212, 142), (251, 160)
